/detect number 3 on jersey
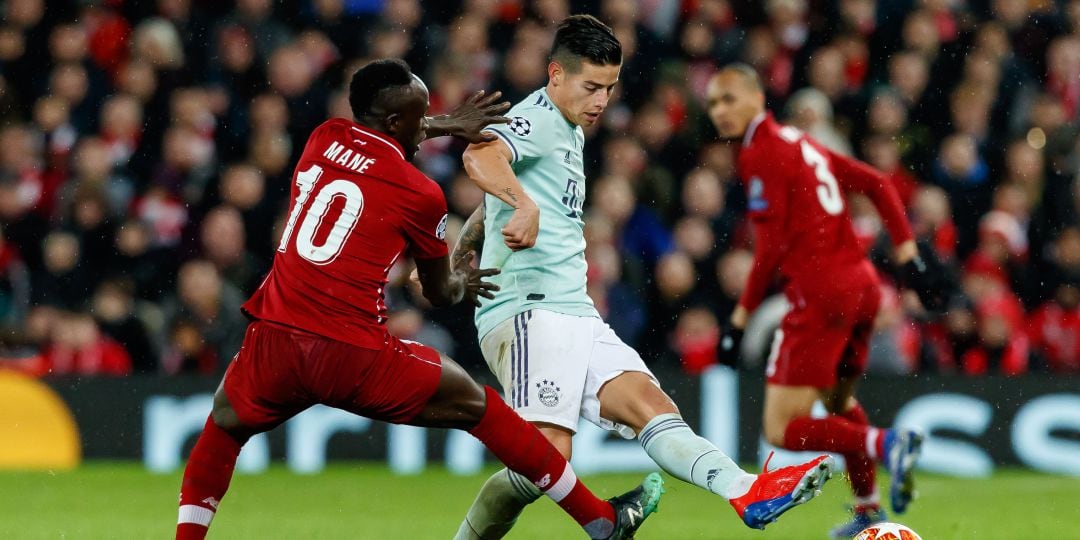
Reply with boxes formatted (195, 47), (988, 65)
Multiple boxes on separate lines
(779, 126), (844, 215)
(277, 164), (365, 264)
(800, 141), (844, 215)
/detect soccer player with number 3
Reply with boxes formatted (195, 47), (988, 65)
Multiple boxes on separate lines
(706, 64), (949, 538)
(174, 59), (664, 540)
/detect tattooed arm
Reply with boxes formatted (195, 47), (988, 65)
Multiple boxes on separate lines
(451, 202), (486, 268)
(462, 140), (538, 251)
(448, 203), (493, 307)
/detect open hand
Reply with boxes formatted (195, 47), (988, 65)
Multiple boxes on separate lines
(447, 90), (511, 143)
(454, 251), (500, 306)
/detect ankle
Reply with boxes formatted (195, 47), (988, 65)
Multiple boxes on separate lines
(854, 502), (880, 515)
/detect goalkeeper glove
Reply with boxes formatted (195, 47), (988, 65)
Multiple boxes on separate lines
(902, 246), (956, 312)
(717, 323), (744, 368)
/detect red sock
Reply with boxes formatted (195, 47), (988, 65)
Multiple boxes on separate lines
(838, 403), (879, 503)
(782, 415), (873, 455)
(176, 416), (246, 540)
(469, 386), (615, 537)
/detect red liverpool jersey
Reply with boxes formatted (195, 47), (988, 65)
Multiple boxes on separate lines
(736, 113), (913, 311)
(243, 118), (449, 349)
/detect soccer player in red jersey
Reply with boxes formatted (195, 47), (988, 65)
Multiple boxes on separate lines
(174, 59), (663, 540)
(707, 64), (943, 538)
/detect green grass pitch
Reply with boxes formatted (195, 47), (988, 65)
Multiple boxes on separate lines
(2, 462), (1076, 539)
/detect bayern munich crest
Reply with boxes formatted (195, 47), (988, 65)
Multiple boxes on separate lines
(509, 116), (532, 136)
(537, 379), (561, 407)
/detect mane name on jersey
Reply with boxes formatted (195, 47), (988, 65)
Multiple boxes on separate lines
(322, 141), (376, 174)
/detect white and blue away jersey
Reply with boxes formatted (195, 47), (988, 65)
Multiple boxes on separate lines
(474, 87), (598, 339)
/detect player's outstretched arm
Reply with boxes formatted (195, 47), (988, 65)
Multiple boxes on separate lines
(414, 254), (500, 307)
(450, 203), (490, 306)
(462, 141), (539, 251)
(426, 90), (511, 143)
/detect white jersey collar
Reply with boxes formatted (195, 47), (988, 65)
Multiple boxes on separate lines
(743, 112), (766, 148)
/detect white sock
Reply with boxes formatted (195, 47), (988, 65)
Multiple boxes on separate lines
(454, 468), (541, 540)
(178, 504), (215, 527)
(866, 428), (882, 460)
(639, 413), (756, 500)
(854, 490), (881, 508)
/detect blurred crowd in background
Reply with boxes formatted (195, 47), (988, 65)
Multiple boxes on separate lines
(0, 0), (1079, 378)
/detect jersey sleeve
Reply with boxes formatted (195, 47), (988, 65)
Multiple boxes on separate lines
(826, 148), (915, 246)
(738, 151), (791, 313)
(484, 106), (555, 166)
(404, 177), (450, 260)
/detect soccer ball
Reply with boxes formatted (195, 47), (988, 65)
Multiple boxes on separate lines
(855, 522), (922, 540)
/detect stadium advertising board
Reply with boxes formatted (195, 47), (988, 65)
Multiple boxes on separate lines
(27, 368), (1080, 477)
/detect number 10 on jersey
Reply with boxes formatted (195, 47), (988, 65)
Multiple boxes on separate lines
(277, 164), (366, 265)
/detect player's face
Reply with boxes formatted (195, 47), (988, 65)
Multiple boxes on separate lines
(389, 77), (430, 161)
(554, 60), (621, 127)
(706, 71), (764, 139)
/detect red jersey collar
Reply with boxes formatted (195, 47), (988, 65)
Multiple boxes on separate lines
(349, 122), (406, 161)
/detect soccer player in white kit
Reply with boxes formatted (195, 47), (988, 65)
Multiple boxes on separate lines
(451, 15), (834, 539)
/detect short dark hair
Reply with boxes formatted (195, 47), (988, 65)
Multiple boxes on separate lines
(719, 63), (763, 92)
(348, 58), (415, 119)
(550, 15), (622, 72)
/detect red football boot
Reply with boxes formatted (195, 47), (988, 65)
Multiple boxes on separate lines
(730, 453), (835, 529)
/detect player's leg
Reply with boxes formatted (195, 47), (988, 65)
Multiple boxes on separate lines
(453, 422), (569, 540)
(176, 381), (259, 540)
(176, 322), (307, 540)
(409, 350), (662, 540)
(832, 336), (923, 521)
(825, 376), (889, 538)
(600, 369), (832, 529)
(763, 301), (884, 458)
(766, 336), (922, 532)
(599, 372), (754, 499)
(830, 376), (881, 508)
(453, 311), (597, 539)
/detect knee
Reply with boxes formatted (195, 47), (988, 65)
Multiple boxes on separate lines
(210, 404), (243, 433)
(452, 386), (489, 424)
(600, 376), (678, 432)
(436, 381), (489, 427)
(427, 356), (489, 426)
(210, 388), (248, 436)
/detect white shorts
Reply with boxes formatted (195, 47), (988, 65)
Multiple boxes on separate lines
(480, 309), (655, 439)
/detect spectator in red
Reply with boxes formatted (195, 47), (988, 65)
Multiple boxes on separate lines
(963, 210), (1027, 291)
(961, 293), (1029, 376)
(672, 306), (720, 375)
(99, 94), (144, 170)
(922, 295), (977, 373)
(83, 3), (132, 78)
(1027, 279), (1080, 374)
(910, 185), (957, 260)
(161, 318), (217, 375)
(43, 311), (132, 376)
(0, 225), (30, 328)
(764, 0), (809, 97)
(32, 96), (77, 203)
(1045, 36), (1080, 120)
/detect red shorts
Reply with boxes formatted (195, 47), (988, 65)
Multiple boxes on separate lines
(222, 320), (443, 431)
(765, 260), (882, 389)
